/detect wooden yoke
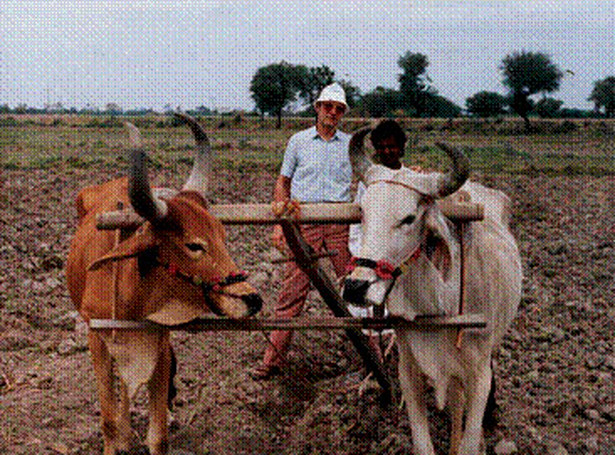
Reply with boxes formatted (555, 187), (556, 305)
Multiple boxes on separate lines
(94, 201), (485, 405)
(97, 201), (484, 229)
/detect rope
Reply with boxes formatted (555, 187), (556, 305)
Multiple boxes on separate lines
(111, 201), (124, 342)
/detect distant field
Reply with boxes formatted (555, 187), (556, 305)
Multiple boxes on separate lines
(1, 114), (613, 177)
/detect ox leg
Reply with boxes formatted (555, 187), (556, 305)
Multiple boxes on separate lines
(448, 377), (465, 455)
(397, 338), (436, 455)
(458, 362), (491, 455)
(146, 335), (171, 455)
(88, 331), (131, 455)
(117, 381), (132, 450)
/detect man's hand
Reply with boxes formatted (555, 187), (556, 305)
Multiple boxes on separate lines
(271, 224), (287, 253)
(270, 199), (301, 253)
(271, 199), (301, 218)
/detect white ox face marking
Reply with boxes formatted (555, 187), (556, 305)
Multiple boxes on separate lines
(349, 167), (424, 306)
(344, 165), (457, 316)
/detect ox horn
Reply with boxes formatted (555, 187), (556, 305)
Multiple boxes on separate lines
(434, 142), (470, 198)
(125, 122), (169, 223)
(349, 126), (372, 180)
(173, 112), (211, 197)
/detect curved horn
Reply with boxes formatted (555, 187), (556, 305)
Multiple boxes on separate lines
(173, 112), (211, 197)
(434, 142), (470, 198)
(125, 122), (168, 222)
(348, 127), (372, 181)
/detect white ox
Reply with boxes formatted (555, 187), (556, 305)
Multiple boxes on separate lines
(343, 130), (522, 455)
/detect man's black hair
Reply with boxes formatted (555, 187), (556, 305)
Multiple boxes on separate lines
(370, 120), (407, 149)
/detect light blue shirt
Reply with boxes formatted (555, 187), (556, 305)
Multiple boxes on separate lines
(279, 126), (352, 202)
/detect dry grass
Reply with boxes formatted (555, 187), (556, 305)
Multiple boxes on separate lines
(2, 115), (613, 176)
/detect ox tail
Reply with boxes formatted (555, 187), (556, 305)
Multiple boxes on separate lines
(168, 347), (178, 409)
(482, 364), (499, 431)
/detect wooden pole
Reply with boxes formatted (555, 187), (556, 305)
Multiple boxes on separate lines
(96, 202), (484, 230)
(111, 201), (124, 342)
(279, 219), (393, 404)
(456, 221), (468, 349)
(89, 314), (487, 331)
(270, 250), (338, 264)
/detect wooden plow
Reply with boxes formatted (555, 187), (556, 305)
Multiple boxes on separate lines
(93, 201), (485, 403)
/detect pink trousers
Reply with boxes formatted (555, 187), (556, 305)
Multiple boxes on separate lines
(262, 223), (351, 367)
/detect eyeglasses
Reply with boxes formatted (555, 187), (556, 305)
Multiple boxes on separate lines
(320, 102), (346, 114)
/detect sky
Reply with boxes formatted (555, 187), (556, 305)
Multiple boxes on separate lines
(1, 0), (613, 112)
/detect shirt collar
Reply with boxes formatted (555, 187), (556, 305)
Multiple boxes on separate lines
(311, 126), (341, 142)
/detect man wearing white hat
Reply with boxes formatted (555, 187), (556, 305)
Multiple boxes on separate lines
(250, 83), (352, 379)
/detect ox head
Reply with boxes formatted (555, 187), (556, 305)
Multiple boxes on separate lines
(343, 131), (469, 317)
(89, 113), (262, 322)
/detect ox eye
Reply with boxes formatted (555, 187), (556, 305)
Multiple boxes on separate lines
(185, 239), (208, 258)
(186, 243), (205, 252)
(400, 214), (416, 225)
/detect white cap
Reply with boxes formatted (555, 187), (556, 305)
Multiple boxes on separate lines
(314, 83), (348, 111)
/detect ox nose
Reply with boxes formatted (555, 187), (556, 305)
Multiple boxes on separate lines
(242, 293), (263, 316)
(343, 279), (370, 307)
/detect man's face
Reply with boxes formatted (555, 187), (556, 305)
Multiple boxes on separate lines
(374, 136), (403, 169)
(315, 101), (346, 129)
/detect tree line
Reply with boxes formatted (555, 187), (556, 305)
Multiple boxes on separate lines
(2, 50), (613, 128)
(249, 50), (615, 129)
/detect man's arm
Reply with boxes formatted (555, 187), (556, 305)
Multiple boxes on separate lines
(271, 175), (292, 252)
(273, 175), (291, 204)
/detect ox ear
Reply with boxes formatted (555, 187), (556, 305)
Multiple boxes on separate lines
(88, 226), (158, 271)
(423, 208), (456, 281)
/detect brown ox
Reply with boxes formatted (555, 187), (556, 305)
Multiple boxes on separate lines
(66, 114), (262, 455)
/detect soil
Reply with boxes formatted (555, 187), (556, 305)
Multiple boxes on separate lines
(1, 160), (614, 455)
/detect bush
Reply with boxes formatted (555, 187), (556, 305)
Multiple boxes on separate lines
(84, 117), (123, 128)
(552, 120), (578, 134)
(0, 116), (18, 127)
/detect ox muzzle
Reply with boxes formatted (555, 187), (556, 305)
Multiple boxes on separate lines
(240, 292), (263, 316)
(343, 257), (402, 307)
(343, 278), (372, 307)
(160, 261), (262, 317)
(207, 288), (263, 318)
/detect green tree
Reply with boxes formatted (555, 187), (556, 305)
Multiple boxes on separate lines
(359, 86), (403, 118)
(588, 76), (615, 118)
(535, 97), (564, 118)
(338, 79), (361, 110)
(397, 52), (436, 117)
(425, 95), (461, 118)
(105, 103), (123, 115)
(466, 91), (508, 117)
(297, 65), (335, 110)
(250, 61), (304, 128)
(500, 50), (563, 131)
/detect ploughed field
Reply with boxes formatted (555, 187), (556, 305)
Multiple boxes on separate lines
(1, 116), (614, 454)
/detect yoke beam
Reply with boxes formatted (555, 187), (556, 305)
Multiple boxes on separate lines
(96, 201), (484, 230)
(90, 313), (486, 331)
